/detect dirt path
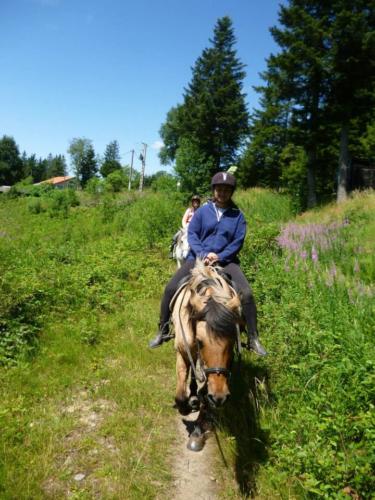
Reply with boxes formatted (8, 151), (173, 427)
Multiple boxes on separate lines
(171, 413), (220, 500)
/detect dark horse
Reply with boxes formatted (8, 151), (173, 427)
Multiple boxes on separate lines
(171, 260), (242, 450)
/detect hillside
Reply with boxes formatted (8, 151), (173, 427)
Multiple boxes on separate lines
(0, 188), (373, 498)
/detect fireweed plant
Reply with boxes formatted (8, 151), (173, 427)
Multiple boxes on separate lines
(247, 193), (373, 498)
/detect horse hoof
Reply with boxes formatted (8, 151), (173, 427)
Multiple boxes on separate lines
(189, 396), (200, 412)
(187, 434), (205, 452)
(174, 400), (191, 416)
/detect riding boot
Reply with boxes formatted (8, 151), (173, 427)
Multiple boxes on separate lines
(247, 331), (268, 356)
(148, 322), (173, 349)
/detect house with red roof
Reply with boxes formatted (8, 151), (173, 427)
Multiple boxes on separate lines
(38, 176), (76, 189)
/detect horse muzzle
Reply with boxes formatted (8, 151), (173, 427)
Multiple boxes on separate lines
(207, 392), (229, 408)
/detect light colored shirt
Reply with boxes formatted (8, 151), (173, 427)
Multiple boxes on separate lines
(182, 207), (196, 228)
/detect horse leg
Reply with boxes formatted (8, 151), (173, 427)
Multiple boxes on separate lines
(175, 352), (191, 415)
(187, 400), (213, 452)
(188, 371), (199, 412)
(196, 401), (214, 433)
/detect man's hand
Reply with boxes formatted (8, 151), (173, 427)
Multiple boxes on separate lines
(204, 252), (219, 265)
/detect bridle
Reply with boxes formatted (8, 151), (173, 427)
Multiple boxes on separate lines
(177, 284), (241, 385)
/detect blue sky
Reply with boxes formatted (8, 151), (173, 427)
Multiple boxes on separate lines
(0, 0), (283, 175)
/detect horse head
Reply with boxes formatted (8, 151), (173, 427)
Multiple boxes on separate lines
(174, 228), (190, 268)
(189, 262), (241, 407)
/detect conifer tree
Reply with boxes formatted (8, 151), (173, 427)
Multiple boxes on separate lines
(100, 140), (122, 177)
(327, 0), (375, 201)
(241, 0), (374, 206)
(266, 1), (331, 207)
(80, 145), (97, 187)
(159, 17), (249, 188)
(47, 155), (67, 178)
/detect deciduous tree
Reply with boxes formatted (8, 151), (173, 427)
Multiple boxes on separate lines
(68, 138), (98, 187)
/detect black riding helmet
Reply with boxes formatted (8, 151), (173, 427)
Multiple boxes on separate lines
(211, 172), (236, 190)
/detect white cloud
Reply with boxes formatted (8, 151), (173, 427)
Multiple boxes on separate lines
(151, 140), (164, 151)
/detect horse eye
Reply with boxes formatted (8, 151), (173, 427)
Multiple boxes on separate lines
(197, 339), (204, 348)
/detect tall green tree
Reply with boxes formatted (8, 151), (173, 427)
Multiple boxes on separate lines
(100, 140), (122, 177)
(327, 0), (375, 201)
(158, 106), (185, 165)
(0, 135), (24, 185)
(175, 138), (214, 193)
(24, 154), (48, 183)
(238, 82), (289, 189)
(159, 16), (249, 189)
(68, 138), (98, 187)
(241, 0), (374, 207)
(266, 0), (331, 207)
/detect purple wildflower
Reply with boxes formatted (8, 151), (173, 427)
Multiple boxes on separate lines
(329, 263), (337, 278)
(311, 246), (318, 262)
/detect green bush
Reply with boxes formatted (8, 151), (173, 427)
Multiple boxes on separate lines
(104, 170), (127, 192)
(45, 189), (79, 217)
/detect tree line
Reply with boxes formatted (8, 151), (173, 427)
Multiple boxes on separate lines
(159, 1), (374, 208)
(0, 134), (174, 192)
(0, 135), (68, 185)
(0, 136), (142, 189)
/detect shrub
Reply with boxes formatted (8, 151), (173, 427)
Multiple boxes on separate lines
(104, 170), (127, 192)
(85, 177), (103, 195)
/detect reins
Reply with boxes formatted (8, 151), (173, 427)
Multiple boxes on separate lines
(177, 285), (206, 384)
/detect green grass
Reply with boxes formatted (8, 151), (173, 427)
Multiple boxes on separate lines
(0, 188), (373, 498)
(219, 190), (375, 499)
(0, 191), (182, 498)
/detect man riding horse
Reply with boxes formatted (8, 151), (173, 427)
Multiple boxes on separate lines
(149, 172), (267, 357)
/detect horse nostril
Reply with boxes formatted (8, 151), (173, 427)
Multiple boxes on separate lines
(207, 393), (216, 406)
(215, 396), (226, 407)
(207, 394), (227, 407)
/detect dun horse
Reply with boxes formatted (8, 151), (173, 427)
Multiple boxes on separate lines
(171, 260), (242, 450)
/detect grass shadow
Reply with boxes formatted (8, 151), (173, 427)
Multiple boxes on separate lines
(217, 356), (272, 497)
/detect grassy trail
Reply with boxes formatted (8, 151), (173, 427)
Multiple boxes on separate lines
(0, 292), (180, 498)
(1, 189), (373, 498)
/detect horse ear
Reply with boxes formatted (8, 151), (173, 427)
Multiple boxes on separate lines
(189, 289), (206, 312)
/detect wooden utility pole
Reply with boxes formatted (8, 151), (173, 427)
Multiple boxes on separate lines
(128, 149), (134, 191)
(139, 143), (147, 192)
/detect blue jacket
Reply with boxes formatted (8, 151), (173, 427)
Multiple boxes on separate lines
(187, 201), (247, 264)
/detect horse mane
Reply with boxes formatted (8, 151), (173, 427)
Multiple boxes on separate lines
(189, 260), (240, 339)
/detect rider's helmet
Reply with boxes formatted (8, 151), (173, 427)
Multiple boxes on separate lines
(191, 194), (201, 203)
(211, 172), (237, 190)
